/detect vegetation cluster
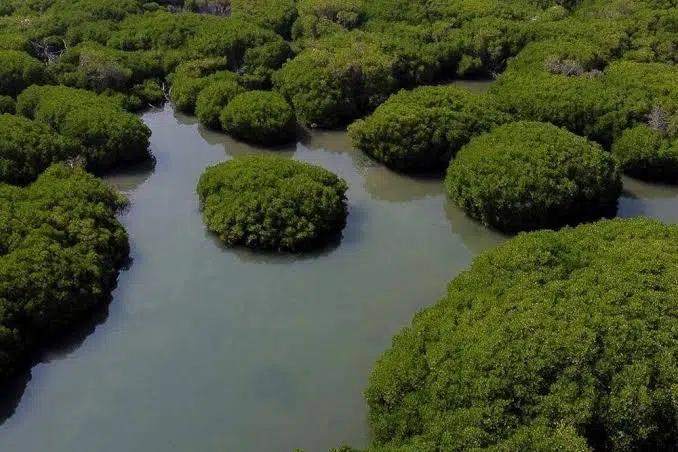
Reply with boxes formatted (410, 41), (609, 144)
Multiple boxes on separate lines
(197, 156), (348, 251)
(0, 164), (129, 382)
(348, 85), (509, 172)
(361, 217), (678, 451)
(2, 1), (678, 450)
(16, 85), (151, 173)
(445, 121), (622, 232)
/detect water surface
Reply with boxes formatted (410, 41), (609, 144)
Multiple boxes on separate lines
(0, 105), (676, 452)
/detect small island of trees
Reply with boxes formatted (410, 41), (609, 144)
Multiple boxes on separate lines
(445, 121), (622, 232)
(197, 156), (348, 251)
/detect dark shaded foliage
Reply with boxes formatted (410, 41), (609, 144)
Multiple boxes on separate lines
(0, 164), (129, 382)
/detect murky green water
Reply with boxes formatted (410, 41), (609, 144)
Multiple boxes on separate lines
(1, 103), (677, 452)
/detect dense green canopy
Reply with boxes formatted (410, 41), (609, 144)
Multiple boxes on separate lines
(4, 0), (678, 446)
(0, 164), (129, 381)
(169, 58), (234, 114)
(0, 50), (50, 97)
(197, 156), (348, 251)
(273, 31), (397, 128)
(0, 113), (80, 185)
(348, 85), (509, 172)
(364, 217), (678, 451)
(16, 85), (151, 172)
(231, 0), (297, 39)
(445, 121), (622, 232)
(219, 90), (296, 145)
(195, 78), (245, 130)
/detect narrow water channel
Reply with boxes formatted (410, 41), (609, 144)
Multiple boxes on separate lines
(0, 104), (676, 452)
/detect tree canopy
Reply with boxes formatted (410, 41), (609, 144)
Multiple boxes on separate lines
(364, 217), (678, 451)
(0, 164), (129, 381)
(445, 121), (622, 232)
(0, 113), (80, 185)
(348, 85), (509, 172)
(0, 50), (50, 97)
(612, 124), (678, 182)
(219, 90), (296, 145)
(197, 156), (348, 251)
(195, 77), (245, 130)
(16, 85), (151, 172)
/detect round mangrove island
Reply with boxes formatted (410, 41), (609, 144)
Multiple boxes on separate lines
(197, 156), (348, 251)
(445, 121), (622, 232)
(219, 91), (297, 146)
(365, 217), (678, 451)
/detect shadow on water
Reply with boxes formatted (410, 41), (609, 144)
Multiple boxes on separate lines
(621, 176), (678, 200)
(444, 200), (507, 254)
(202, 222), (345, 265)
(103, 158), (157, 193)
(301, 130), (445, 202)
(0, 293), (115, 425)
(198, 126), (297, 158)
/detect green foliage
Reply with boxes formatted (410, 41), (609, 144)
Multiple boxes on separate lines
(0, 113), (80, 185)
(0, 50), (50, 96)
(219, 90), (296, 145)
(195, 78), (244, 130)
(273, 31), (398, 128)
(455, 17), (532, 76)
(612, 125), (678, 182)
(624, 7), (678, 63)
(365, 217), (678, 451)
(170, 62), (236, 114)
(445, 121), (622, 232)
(490, 63), (628, 147)
(361, 0), (539, 24)
(603, 60), (678, 120)
(231, 0), (297, 39)
(197, 156), (348, 251)
(171, 57), (228, 79)
(107, 10), (209, 51)
(244, 39), (293, 70)
(292, 0), (365, 40)
(50, 42), (165, 93)
(348, 85), (509, 173)
(0, 163), (128, 381)
(362, 21), (464, 87)
(0, 95), (15, 114)
(17, 85), (151, 172)
(186, 18), (284, 71)
(132, 79), (164, 105)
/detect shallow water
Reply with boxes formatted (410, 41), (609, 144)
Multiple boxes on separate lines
(1, 104), (677, 452)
